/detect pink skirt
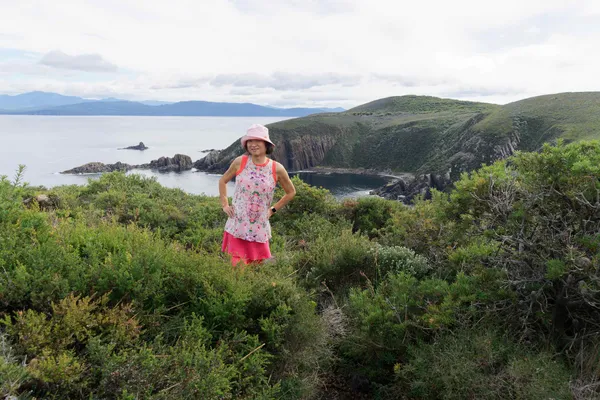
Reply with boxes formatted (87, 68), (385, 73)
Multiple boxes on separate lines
(222, 231), (271, 265)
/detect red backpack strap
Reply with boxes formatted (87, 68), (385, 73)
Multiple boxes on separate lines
(236, 155), (248, 176)
(272, 160), (278, 183)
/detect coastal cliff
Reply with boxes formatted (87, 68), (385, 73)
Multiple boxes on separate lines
(195, 92), (600, 203)
(194, 118), (366, 172)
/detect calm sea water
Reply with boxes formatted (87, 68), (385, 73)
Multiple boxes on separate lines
(0, 116), (391, 198)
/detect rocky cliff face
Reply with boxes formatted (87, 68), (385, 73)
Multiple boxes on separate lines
(142, 154), (193, 172)
(194, 149), (223, 170)
(372, 114), (550, 202)
(193, 122), (356, 173)
(272, 130), (341, 171)
(193, 147), (242, 173)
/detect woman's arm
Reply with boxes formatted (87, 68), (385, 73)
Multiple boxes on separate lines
(219, 156), (242, 218)
(269, 162), (296, 218)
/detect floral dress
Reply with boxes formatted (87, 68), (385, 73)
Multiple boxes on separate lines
(222, 155), (277, 264)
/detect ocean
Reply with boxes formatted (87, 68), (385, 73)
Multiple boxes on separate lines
(0, 115), (391, 198)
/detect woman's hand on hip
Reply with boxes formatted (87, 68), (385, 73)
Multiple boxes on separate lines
(222, 205), (235, 218)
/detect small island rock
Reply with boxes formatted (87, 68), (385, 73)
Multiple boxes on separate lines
(62, 154), (193, 174)
(61, 161), (133, 174)
(119, 142), (148, 150)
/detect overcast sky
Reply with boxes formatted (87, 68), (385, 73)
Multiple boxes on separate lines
(1, 0), (599, 108)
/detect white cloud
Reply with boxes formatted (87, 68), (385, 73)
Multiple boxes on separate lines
(39, 50), (118, 72)
(210, 72), (362, 90)
(0, 0), (598, 107)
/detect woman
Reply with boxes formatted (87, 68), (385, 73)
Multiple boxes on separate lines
(219, 124), (296, 266)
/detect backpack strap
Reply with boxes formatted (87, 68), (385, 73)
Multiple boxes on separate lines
(236, 155), (248, 176)
(272, 160), (278, 183)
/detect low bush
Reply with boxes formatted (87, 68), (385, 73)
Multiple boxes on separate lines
(342, 196), (403, 238)
(396, 328), (572, 400)
(3, 140), (600, 398)
(369, 243), (431, 279)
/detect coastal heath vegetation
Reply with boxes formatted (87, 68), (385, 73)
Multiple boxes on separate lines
(2, 140), (600, 399)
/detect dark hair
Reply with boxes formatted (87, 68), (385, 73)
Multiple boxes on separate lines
(245, 141), (275, 155)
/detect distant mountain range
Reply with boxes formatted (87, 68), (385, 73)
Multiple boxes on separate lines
(0, 91), (344, 117)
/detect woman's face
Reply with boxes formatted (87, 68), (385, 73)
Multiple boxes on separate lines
(246, 139), (267, 156)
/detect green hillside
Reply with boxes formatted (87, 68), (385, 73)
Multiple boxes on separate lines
(474, 92), (600, 143)
(195, 92), (600, 199)
(348, 94), (497, 114)
(254, 96), (500, 174)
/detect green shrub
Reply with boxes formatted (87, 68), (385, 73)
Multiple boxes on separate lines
(91, 315), (275, 400)
(0, 176), (328, 398)
(506, 353), (573, 399)
(62, 172), (228, 250)
(446, 141), (600, 347)
(294, 229), (374, 291)
(369, 243), (431, 279)
(273, 176), (339, 222)
(340, 270), (509, 385)
(0, 333), (29, 398)
(272, 212), (351, 250)
(378, 190), (457, 265)
(4, 141), (600, 398)
(447, 239), (499, 274)
(342, 196), (402, 238)
(396, 329), (572, 400)
(1, 294), (140, 398)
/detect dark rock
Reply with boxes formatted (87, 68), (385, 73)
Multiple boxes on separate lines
(576, 257), (592, 269)
(350, 373), (371, 393)
(371, 171), (451, 204)
(194, 150), (223, 170)
(140, 154), (193, 172)
(23, 194), (59, 210)
(61, 161), (132, 174)
(119, 141), (148, 150)
(62, 154), (193, 175)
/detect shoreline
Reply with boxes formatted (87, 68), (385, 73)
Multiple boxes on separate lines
(294, 166), (412, 181)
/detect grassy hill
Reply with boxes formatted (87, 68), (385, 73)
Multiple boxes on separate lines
(349, 94), (496, 114)
(196, 95), (497, 172)
(212, 92), (600, 176)
(193, 92), (600, 201)
(474, 92), (600, 143)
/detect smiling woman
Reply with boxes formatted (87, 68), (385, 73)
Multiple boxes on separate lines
(218, 124), (296, 266)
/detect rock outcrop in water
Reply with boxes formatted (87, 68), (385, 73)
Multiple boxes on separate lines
(193, 150), (223, 171)
(141, 154), (193, 172)
(61, 154), (193, 174)
(119, 142), (148, 150)
(61, 161), (133, 174)
(370, 171), (451, 203)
